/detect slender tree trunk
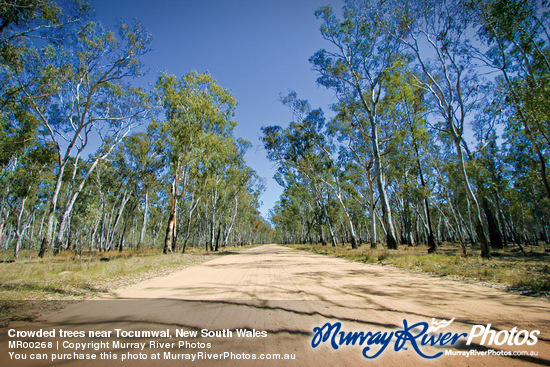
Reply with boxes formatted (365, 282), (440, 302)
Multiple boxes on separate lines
(182, 212), (193, 254)
(53, 206), (72, 255)
(328, 224), (338, 247)
(209, 213), (215, 251)
(106, 190), (130, 250)
(164, 173), (182, 254)
(320, 225), (327, 246)
(306, 218), (314, 245)
(0, 225), (6, 250)
(119, 212), (131, 252)
(38, 164), (67, 258)
(37, 207), (46, 241)
(99, 197), (109, 252)
(336, 195), (358, 248)
(483, 198), (503, 249)
(0, 206), (7, 249)
(412, 142), (436, 253)
(423, 196), (436, 253)
(367, 169), (377, 249)
(536, 148), (550, 200)
(28, 212), (35, 244)
(453, 137), (490, 257)
(439, 193), (468, 255)
(214, 226), (221, 251)
(222, 196), (238, 247)
(53, 159), (102, 255)
(318, 200), (337, 247)
(90, 219), (99, 251)
(208, 187), (219, 252)
(402, 199), (414, 246)
(13, 197), (27, 259)
(164, 201), (177, 254)
(370, 115), (398, 249)
(138, 191), (149, 248)
(67, 227), (74, 252)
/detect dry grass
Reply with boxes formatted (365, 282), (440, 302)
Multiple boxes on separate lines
(0, 247), (221, 300)
(286, 242), (550, 298)
(0, 246), (248, 327)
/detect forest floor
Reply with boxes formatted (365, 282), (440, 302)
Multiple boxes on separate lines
(286, 242), (550, 299)
(0, 244), (548, 366)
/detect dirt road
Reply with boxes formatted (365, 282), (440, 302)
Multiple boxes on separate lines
(2, 244), (549, 366)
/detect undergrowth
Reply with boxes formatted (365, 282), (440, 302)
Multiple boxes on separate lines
(286, 243), (550, 298)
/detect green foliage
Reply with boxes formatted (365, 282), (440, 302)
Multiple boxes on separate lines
(268, 0), (550, 258)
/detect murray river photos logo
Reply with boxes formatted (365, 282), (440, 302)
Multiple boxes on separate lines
(311, 318), (540, 359)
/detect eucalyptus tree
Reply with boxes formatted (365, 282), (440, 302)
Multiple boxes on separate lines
(337, 144), (376, 247)
(154, 72), (237, 254)
(0, 106), (43, 251)
(469, 0), (550, 247)
(176, 162), (207, 252)
(473, 130), (506, 249)
(396, 0), (490, 256)
(269, 186), (314, 245)
(120, 131), (162, 248)
(0, 0), (90, 47)
(283, 177), (325, 245)
(262, 93), (360, 248)
(100, 136), (152, 252)
(468, 0), (550, 200)
(0, 0), (90, 110)
(0, 0), (91, 256)
(87, 155), (127, 251)
(309, 0), (407, 249)
(7, 143), (54, 257)
(3, 19), (153, 257)
(84, 144), (151, 253)
(201, 136), (252, 251)
(271, 146), (340, 246)
(178, 150), (264, 251)
(212, 139), (257, 251)
(234, 200), (271, 246)
(17, 21), (153, 257)
(381, 68), (438, 252)
(504, 127), (550, 244)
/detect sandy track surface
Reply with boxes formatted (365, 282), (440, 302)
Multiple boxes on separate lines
(2, 244), (549, 366)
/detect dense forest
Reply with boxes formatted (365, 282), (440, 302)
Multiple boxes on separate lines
(0, 0), (272, 258)
(262, 0), (550, 258)
(1, 0), (549, 261)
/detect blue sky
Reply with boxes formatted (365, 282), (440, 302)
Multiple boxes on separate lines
(91, 0), (342, 219)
